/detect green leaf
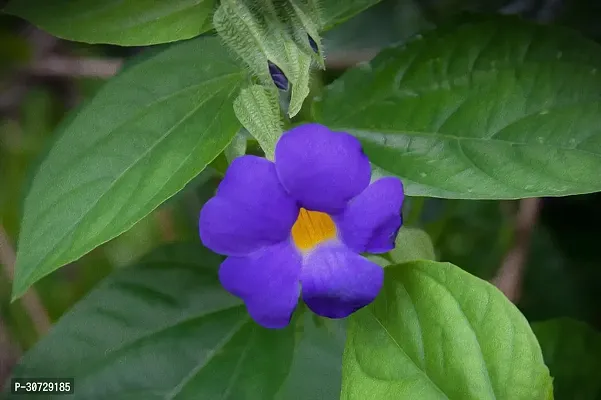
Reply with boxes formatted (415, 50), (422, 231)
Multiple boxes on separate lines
(389, 226), (436, 264)
(233, 85), (283, 159)
(322, 0), (431, 65)
(532, 318), (601, 400)
(287, 0), (326, 68)
(7, 244), (295, 400)
(212, 0), (272, 85)
(343, 260), (553, 399)
(4, 0), (216, 46)
(315, 17), (601, 199)
(321, 0), (383, 30)
(276, 315), (345, 400)
(287, 49), (313, 118)
(12, 37), (244, 299)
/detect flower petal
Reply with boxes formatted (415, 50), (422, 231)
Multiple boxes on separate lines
(274, 124), (371, 214)
(199, 155), (299, 256)
(300, 244), (383, 318)
(219, 241), (302, 329)
(335, 177), (404, 254)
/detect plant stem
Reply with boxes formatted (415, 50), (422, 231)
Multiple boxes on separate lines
(0, 225), (51, 337)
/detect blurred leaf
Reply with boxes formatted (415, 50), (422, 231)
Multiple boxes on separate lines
(390, 226), (436, 263)
(13, 37), (244, 299)
(0, 273), (38, 349)
(76, 77), (108, 99)
(431, 200), (511, 279)
(321, 0), (384, 29)
(532, 318), (601, 400)
(101, 211), (162, 267)
(556, 0), (601, 42)
(343, 260), (553, 399)
(8, 243), (295, 400)
(520, 225), (598, 327)
(323, 0), (431, 56)
(315, 17), (601, 199)
(156, 168), (221, 242)
(0, 28), (31, 70)
(0, 90), (60, 238)
(4, 0), (215, 46)
(524, 194), (601, 327)
(276, 315), (345, 400)
(418, 0), (510, 21)
(33, 248), (113, 324)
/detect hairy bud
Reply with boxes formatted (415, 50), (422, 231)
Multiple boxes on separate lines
(213, 0), (325, 117)
(234, 84), (284, 160)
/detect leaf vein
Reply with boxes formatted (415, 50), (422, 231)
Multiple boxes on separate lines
(21, 80), (239, 286)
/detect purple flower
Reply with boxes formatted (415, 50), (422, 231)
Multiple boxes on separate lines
(199, 124), (404, 328)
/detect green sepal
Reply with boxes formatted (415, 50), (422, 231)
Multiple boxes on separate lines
(233, 84), (284, 160)
(214, 0), (325, 117)
(213, 0), (271, 83)
(283, 46), (313, 117)
(287, 0), (326, 69)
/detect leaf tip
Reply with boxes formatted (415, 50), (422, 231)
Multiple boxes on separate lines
(10, 259), (33, 302)
(11, 281), (27, 303)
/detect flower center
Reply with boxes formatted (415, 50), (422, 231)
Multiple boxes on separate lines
(291, 208), (337, 251)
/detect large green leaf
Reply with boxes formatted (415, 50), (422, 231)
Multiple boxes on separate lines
(315, 18), (601, 199)
(532, 318), (601, 400)
(7, 244), (295, 400)
(343, 260), (553, 399)
(4, 0), (215, 46)
(12, 37), (244, 299)
(276, 316), (345, 400)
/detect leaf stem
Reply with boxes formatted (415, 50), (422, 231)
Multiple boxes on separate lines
(492, 198), (541, 303)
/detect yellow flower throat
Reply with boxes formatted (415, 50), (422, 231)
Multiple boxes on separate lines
(291, 208), (337, 251)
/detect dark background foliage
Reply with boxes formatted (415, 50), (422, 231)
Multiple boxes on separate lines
(1, 0), (601, 398)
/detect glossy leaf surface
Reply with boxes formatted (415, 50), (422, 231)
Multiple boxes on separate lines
(316, 18), (601, 199)
(13, 37), (244, 298)
(343, 260), (553, 399)
(8, 244), (295, 400)
(4, 0), (216, 45)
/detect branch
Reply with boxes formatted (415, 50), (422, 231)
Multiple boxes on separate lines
(28, 56), (123, 78)
(0, 26), (59, 113)
(30, 50), (371, 77)
(155, 208), (177, 242)
(22, 46), (372, 79)
(491, 198), (541, 303)
(0, 315), (20, 391)
(0, 225), (51, 336)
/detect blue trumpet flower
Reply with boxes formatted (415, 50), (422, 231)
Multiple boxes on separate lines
(199, 124), (404, 328)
